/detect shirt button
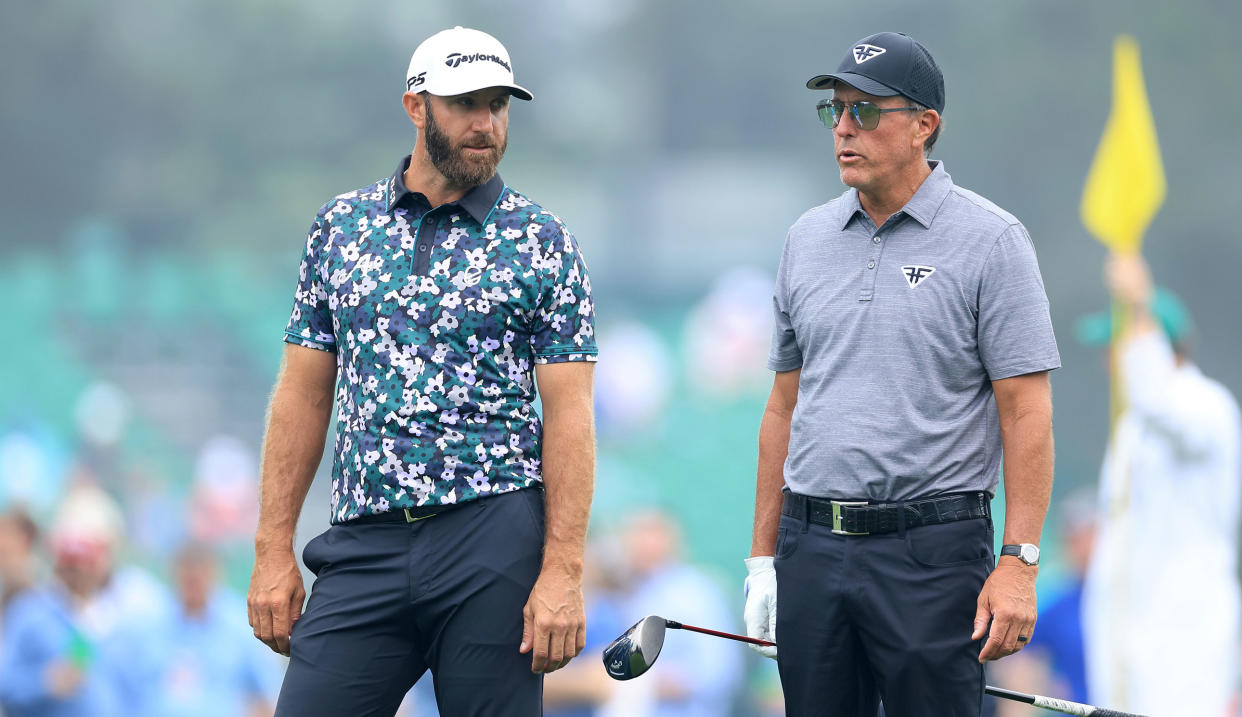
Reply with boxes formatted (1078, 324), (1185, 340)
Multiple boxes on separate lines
(418, 244), (428, 252)
(873, 236), (881, 244)
(867, 260), (875, 269)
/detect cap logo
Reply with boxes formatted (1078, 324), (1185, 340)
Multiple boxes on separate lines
(853, 44), (886, 64)
(901, 265), (935, 288)
(444, 52), (511, 72)
(406, 72), (426, 91)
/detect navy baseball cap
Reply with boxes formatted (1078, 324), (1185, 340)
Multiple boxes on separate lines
(807, 32), (945, 114)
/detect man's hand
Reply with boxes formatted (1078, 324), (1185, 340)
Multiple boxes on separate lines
(1105, 252), (1153, 309)
(247, 546), (306, 656)
(743, 556), (778, 660)
(972, 561), (1037, 662)
(520, 567), (586, 673)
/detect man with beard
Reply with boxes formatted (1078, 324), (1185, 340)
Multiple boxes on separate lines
(248, 26), (598, 716)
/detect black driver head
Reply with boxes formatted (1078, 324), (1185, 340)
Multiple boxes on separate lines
(602, 615), (667, 680)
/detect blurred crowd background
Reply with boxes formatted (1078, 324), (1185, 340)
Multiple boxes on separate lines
(3, 0), (1241, 714)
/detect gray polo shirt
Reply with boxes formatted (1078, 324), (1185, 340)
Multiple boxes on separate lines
(769, 161), (1059, 501)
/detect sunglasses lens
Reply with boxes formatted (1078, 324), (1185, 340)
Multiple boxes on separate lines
(855, 103), (880, 130)
(817, 103), (836, 129)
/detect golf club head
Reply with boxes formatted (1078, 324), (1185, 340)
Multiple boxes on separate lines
(602, 615), (666, 680)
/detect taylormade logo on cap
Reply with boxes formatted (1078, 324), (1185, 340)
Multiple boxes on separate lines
(405, 26), (533, 101)
(444, 52), (511, 71)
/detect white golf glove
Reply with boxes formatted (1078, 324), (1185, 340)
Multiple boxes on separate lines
(743, 556), (778, 660)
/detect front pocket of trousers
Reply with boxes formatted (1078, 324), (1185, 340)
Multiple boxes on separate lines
(774, 522), (800, 560)
(301, 530), (332, 575)
(519, 488), (546, 534)
(904, 518), (992, 568)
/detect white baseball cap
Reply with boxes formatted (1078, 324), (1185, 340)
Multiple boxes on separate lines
(405, 26), (533, 101)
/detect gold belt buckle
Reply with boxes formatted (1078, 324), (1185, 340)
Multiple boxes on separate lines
(830, 501), (869, 535)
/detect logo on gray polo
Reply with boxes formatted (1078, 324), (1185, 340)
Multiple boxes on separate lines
(853, 44), (887, 64)
(901, 265), (935, 288)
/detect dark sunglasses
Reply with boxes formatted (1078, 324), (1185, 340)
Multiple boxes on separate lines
(816, 99), (922, 131)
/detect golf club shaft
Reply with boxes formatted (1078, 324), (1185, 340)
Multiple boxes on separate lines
(661, 619), (1145, 716)
(664, 620), (775, 647)
(985, 686), (1149, 717)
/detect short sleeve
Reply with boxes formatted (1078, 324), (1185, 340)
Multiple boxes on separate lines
(531, 221), (598, 364)
(767, 232), (803, 372)
(283, 211), (337, 352)
(977, 224), (1060, 380)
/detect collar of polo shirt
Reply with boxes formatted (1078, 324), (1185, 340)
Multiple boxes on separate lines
(385, 155), (505, 223)
(838, 160), (952, 231)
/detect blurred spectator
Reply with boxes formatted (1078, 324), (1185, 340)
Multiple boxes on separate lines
(1080, 253), (1241, 715)
(989, 490), (1096, 716)
(136, 541), (281, 717)
(604, 510), (743, 716)
(0, 429), (69, 515)
(594, 322), (674, 437)
(0, 485), (151, 716)
(682, 266), (773, 398)
(123, 464), (186, 561)
(188, 435), (259, 545)
(73, 382), (130, 451)
(0, 506), (39, 613)
(544, 538), (634, 716)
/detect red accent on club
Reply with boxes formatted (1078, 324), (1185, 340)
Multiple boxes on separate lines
(663, 620), (776, 647)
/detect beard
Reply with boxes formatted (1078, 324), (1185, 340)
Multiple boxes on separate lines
(424, 99), (507, 188)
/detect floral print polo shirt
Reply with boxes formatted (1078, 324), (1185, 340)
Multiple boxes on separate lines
(285, 156), (597, 523)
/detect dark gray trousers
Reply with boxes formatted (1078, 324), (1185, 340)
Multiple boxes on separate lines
(275, 488), (545, 717)
(775, 494), (993, 717)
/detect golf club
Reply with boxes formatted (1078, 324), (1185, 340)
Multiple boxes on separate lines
(602, 615), (1149, 717)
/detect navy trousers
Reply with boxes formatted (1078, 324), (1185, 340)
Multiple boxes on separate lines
(775, 494), (994, 717)
(275, 487), (546, 717)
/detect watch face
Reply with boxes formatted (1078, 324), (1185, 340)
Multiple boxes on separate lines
(1019, 544), (1040, 565)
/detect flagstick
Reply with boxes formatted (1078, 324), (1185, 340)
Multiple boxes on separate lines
(1106, 293), (1132, 708)
(1080, 33), (1164, 711)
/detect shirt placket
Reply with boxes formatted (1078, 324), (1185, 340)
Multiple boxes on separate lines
(410, 208), (443, 277)
(859, 221), (884, 302)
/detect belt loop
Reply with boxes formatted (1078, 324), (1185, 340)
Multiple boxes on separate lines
(896, 499), (907, 537)
(800, 493), (811, 534)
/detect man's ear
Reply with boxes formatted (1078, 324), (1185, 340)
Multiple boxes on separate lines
(403, 92), (427, 131)
(914, 108), (939, 150)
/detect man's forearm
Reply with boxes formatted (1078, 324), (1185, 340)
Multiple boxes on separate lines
(255, 374), (334, 551)
(751, 407), (791, 556)
(539, 396), (595, 576)
(751, 371), (799, 556)
(996, 385), (1054, 547)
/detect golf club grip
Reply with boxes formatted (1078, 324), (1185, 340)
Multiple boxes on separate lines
(985, 686), (1149, 717)
(665, 620), (776, 647)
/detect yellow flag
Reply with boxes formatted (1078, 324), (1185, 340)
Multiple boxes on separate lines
(1081, 36), (1165, 254)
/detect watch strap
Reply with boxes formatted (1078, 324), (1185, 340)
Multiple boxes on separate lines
(1000, 543), (1039, 565)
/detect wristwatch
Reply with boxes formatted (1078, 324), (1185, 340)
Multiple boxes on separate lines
(1000, 543), (1040, 566)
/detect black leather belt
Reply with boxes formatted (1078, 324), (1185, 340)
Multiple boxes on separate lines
(781, 491), (990, 535)
(340, 487), (540, 526)
(341, 502), (463, 525)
